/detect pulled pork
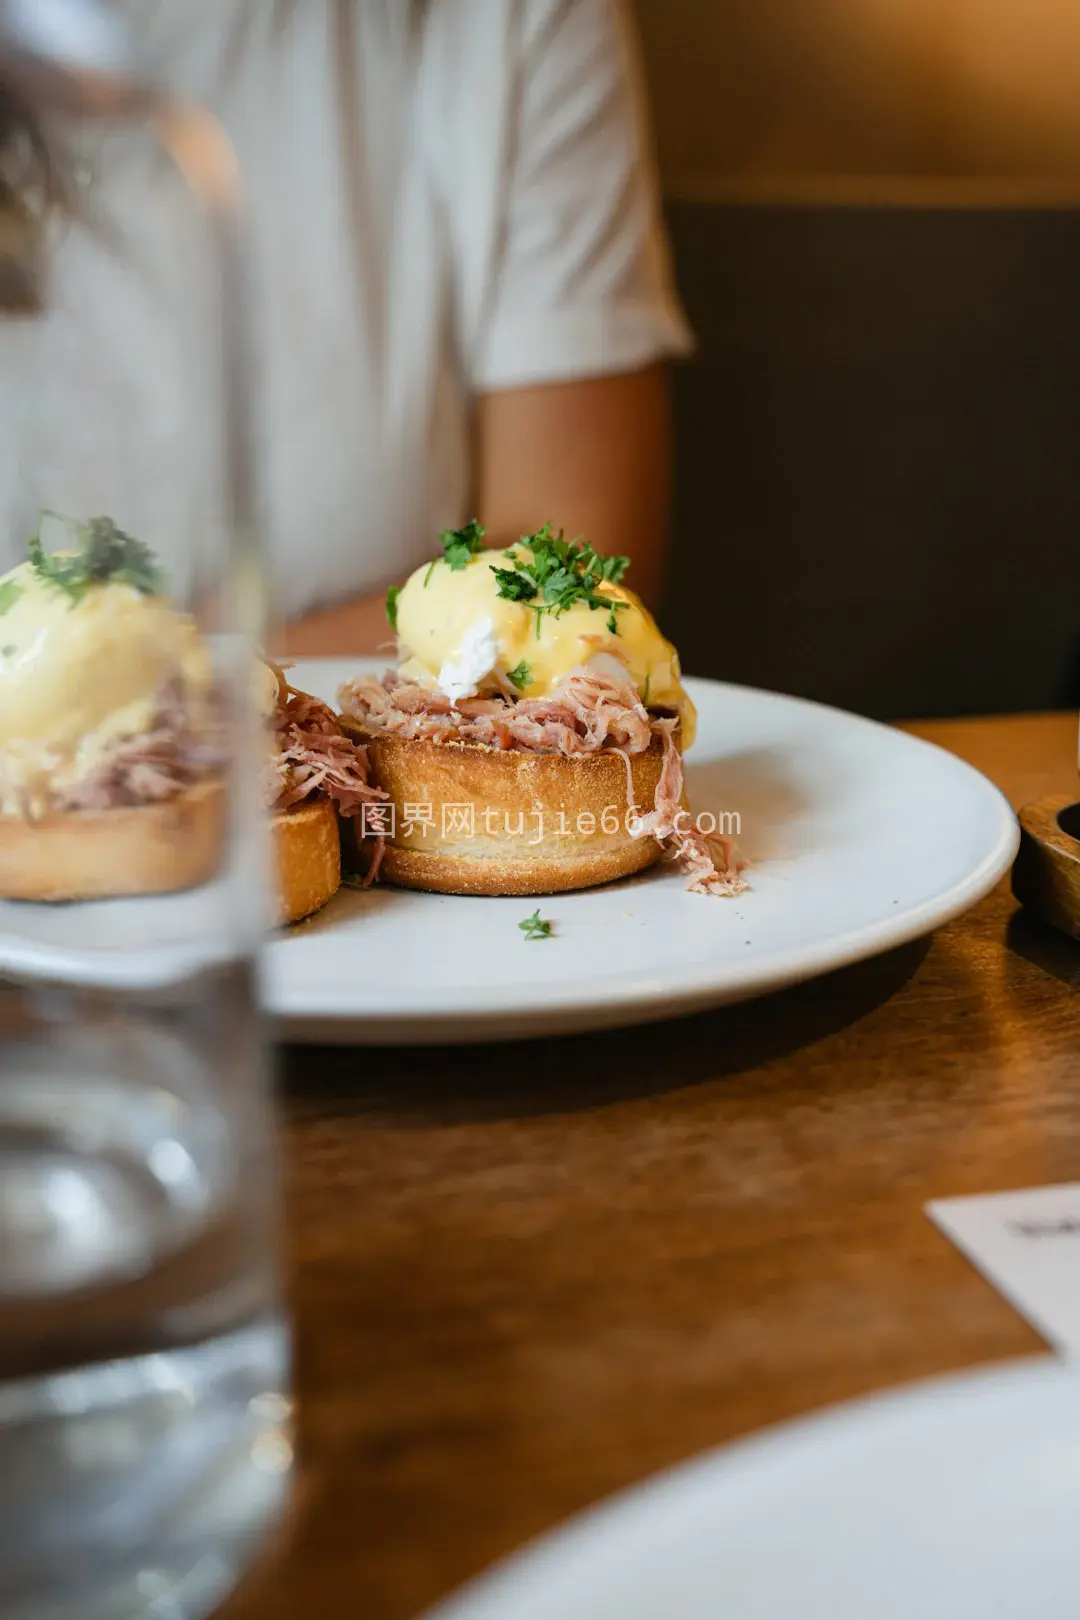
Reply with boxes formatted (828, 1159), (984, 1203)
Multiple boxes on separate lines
(268, 664), (389, 886)
(57, 677), (225, 813)
(339, 666), (746, 896)
(49, 666), (385, 891)
(626, 718), (745, 898)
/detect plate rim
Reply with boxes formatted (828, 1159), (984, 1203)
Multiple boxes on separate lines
(423, 1353), (1063, 1618)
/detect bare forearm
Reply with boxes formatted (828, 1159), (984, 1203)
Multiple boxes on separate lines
(475, 365), (673, 609)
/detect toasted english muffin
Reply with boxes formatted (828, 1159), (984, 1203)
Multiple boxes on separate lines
(0, 779), (227, 902)
(341, 723), (670, 897)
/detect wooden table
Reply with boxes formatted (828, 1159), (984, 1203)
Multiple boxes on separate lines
(226, 712), (1080, 1620)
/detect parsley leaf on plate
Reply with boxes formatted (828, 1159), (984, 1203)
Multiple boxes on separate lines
(386, 584), (400, 630)
(0, 580), (23, 615)
(519, 909), (554, 941)
(506, 659), (531, 690)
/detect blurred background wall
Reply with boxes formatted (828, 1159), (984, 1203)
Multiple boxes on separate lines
(634, 0), (1080, 718)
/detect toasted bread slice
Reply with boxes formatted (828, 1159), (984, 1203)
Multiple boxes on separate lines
(0, 782), (343, 921)
(273, 797), (342, 923)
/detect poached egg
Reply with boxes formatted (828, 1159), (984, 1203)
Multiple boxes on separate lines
(0, 557), (211, 817)
(394, 543), (696, 744)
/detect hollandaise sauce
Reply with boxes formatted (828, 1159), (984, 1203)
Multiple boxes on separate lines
(393, 536), (696, 746)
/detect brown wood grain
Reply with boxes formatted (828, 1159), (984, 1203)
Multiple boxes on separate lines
(223, 711), (1080, 1620)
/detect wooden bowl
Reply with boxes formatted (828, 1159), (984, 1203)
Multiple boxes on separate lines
(1012, 794), (1080, 940)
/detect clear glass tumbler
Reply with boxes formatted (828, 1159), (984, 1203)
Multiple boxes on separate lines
(0, 15), (290, 1620)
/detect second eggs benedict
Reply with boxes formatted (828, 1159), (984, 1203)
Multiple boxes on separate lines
(0, 515), (388, 914)
(0, 515), (225, 901)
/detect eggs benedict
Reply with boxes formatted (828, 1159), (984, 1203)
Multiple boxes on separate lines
(339, 522), (745, 898)
(0, 516), (388, 915)
(0, 516), (225, 901)
(391, 521), (697, 745)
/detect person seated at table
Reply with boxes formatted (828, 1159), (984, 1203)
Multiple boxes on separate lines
(0, 0), (691, 651)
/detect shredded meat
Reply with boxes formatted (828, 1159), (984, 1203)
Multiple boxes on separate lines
(57, 677), (226, 813)
(627, 721), (747, 897)
(51, 665), (387, 899)
(269, 668), (388, 887)
(269, 685), (383, 817)
(339, 665), (747, 895)
(340, 667), (654, 753)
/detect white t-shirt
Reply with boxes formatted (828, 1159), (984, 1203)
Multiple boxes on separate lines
(0, 0), (690, 618)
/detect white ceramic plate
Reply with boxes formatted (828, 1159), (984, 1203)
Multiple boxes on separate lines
(0, 660), (1017, 1042)
(426, 1358), (1080, 1620)
(266, 659), (1017, 1041)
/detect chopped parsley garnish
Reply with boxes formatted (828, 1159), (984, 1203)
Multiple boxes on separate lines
(490, 524), (631, 637)
(29, 514), (164, 605)
(519, 909), (554, 941)
(489, 567), (538, 603)
(385, 584), (400, 631)
(1, 644), (15, 659)
(435, 518), (487, 578)
(0, 579), (23, 615)
(506, 659), (531, 690)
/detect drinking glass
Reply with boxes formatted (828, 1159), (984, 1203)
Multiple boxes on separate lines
(0, 11), (290, 1618)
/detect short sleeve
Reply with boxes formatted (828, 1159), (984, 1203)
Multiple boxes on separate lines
(470, 0), (694, 392)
